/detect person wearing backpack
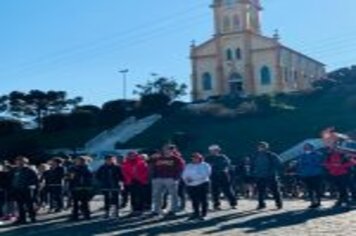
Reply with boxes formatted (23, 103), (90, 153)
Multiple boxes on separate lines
(251, 142), (283, 210)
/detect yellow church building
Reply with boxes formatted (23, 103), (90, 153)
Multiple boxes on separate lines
(191, 0), (326, 101)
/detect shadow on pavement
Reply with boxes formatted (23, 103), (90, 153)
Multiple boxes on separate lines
(0, 207), (349, 236)
(0, 210), (258, 236)
(205, 207), (350, 234)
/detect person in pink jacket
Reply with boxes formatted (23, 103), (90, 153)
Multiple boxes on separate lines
(121, 151), (149, 216)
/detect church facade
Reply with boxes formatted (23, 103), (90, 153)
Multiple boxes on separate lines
(190, 0), (326, 101)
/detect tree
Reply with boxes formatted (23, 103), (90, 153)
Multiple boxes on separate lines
(135, 77), (187, 114)
(328, 66), (356, 84)
(99, 100), (132, 127)
(42, 114), (69, 132)
(43, 108), (98, 133)
(139, 93), (171, 114)
(74, 105), (101, 115)
(0, 90), (82, 129)
(135, 77), (187, 101)
(0, 119), (22, 136)
(68, 111), (97, 129)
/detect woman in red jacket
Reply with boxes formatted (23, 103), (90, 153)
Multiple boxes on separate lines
(324, 149), (356, 207)
(121, 151), (149, 216)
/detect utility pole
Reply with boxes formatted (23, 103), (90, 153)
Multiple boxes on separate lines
(119, 69), (129, 100)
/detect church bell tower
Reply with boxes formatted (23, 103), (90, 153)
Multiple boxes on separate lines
(213, 0), (262, 35)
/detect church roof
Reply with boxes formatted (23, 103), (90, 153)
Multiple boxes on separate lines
(279, 44), (325, 66)
(249, 32), (325, 66)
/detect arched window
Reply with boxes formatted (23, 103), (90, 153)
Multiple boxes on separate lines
(260, 66), (272, 85)
(223, 16), (231, 32)
(202, 72), (213, 91)
(235, 48), (241, 60)
(226, 49), (233, 61)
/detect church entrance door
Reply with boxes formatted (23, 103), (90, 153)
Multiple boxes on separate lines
(229, 72), (244, 95)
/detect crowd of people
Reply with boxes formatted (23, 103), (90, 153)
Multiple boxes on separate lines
(1, 141), (356, 225)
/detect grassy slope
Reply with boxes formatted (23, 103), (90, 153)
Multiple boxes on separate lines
(124, 84), (356, 159)
(1, 83), (355, 159)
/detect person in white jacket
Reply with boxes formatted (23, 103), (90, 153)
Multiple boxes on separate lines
(182, 153), (212, 221)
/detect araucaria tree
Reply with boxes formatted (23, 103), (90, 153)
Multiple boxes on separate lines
(0, 90), (82, 129)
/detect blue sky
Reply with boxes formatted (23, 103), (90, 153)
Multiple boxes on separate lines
(1, 0), (355, 105)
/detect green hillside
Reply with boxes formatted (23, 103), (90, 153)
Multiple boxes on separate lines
(1, 68), (356, 161)
(123, 83), (356, 159)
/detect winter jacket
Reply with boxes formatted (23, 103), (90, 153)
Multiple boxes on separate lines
(9, 166), (38, 191)
(151, 154), (185, 180)
(0, 171), (9, 190)
(96, 164), (123, 190)
(68, 165), (93, 191)
(251, 151), (282, 178)
(297, 151), (325, 177)
(205, 154), (231, 177)
(43, 166), (65, 186)
(121, 155), (149, 185)
(324, 151), (354, 176)
(182, 162), (212, 186)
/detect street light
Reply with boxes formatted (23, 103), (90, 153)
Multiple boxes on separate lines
(119, 69), (129, 100)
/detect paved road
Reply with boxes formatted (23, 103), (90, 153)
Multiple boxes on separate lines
(0, 199), (355, 236)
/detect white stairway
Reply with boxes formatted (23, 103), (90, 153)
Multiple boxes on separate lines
(85, 114), (162, 154)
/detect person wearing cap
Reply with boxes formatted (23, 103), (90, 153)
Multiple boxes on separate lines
(251, 142), (283, 210)
(96, 155), (123, 218)
(121, 151), (149, 216)
(205, 145), (237, 210)
(296, 143), (325, 209)
(182, 153), (211, 221)
(151, 144), (185, 217)
(68, 156), (93, 221)
(9, 156), (38, 225)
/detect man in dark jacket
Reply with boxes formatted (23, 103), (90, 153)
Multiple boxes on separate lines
(43, 158), (65, 212)
(96, 155), (123, 218)
(251, 142), (283, 210)
(9, 156), (38, 224)
(0, 163), (9, 219)
(205, 145), (237, 210)
(68, 156), (93, 221)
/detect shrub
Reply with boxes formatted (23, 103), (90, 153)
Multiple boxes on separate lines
(0, 120), (22, 136)
(346, 95), (356, 110)
(312, 79), (337, 90)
